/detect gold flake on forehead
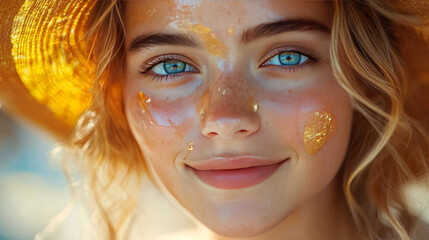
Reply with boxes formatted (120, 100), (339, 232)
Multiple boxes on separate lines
(170, 19), (227, 57)
(303, 111), (336, 155)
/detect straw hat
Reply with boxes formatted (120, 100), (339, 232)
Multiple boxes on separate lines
(0, 0), (428, 140)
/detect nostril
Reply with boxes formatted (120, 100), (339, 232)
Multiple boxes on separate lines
(207, 132), (218, 138)
(236, 129), (248, 134)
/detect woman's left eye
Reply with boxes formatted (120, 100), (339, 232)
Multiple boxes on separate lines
(262, 51), (308, 67)
(152, 60), (197, 75)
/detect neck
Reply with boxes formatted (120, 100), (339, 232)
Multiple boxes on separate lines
(209, 174), (360, 240)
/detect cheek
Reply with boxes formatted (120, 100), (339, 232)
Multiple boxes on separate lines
(125, 95), (185, 150)
(138, 90), (198, 127)
(255, 82), (352, 157)
(124, 86), (204, 174)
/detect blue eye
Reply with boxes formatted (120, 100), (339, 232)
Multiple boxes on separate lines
(152, 60), (197, 75)
(264, 51), (308, 66)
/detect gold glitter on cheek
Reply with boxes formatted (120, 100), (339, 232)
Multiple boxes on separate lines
(303, 111), (336, 155)
(138, 91), (156, 125)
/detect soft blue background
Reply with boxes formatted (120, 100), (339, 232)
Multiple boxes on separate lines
(0, 109), (68, 240)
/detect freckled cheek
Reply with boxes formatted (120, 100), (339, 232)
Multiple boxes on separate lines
(255, 87), (348, 154)
(126, 93), (199, 159)
(148, 95), (198, 127)
(256, 90), (306, 148)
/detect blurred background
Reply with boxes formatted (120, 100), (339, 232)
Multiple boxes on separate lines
(0, 108), (69, 240)
(0, 108), (195, 240)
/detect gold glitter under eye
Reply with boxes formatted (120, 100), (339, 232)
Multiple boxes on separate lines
(303, 111), (336, 155)
(138, 91), (156, 125)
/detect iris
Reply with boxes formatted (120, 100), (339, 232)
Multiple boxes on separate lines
(279, 52), (301, 66)
(163, 60), (186, 74)
(263, 51), (308, 67)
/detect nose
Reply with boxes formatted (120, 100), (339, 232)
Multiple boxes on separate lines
(201, 84), (260, 140)
(202, 115), (260, 139)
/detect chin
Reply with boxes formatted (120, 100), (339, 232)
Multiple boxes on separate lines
(194, 204), (288, 239)
(206, 219), (278, 238)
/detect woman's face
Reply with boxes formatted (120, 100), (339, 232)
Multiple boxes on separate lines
(123, 0), (353, 237)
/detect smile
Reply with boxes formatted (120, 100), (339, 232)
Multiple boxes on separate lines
(186, 156), (289, 189)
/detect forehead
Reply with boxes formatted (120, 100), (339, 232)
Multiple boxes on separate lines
(123, 0), (334, 38)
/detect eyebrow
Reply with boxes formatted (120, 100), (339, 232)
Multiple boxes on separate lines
(129, 18), (331, 51)
(129, 33), (199, 51)
(241, 18), (331, 44)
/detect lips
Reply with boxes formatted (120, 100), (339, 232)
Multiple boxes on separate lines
(186, 156), (288, 189)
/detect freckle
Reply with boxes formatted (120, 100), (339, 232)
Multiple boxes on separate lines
(288, 89), (292, 94)
(303, 111), (337, 155)
(172, 125), (185, 140)
(167, 119), (175, 126)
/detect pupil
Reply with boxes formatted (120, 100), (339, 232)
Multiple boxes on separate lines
(164, 60), (185, 74)
(279, 52), (301, 65)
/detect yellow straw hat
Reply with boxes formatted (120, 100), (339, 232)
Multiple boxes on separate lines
(0, 0), (97, 140)
(0, 0), (428, 140)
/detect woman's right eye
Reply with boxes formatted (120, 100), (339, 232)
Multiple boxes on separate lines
(151, 60), (198, 75)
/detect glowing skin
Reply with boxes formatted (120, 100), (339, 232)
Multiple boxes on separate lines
(123, 1), (357, 239)
(304, 111), (337, 155)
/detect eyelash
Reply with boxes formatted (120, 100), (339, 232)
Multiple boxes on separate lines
(139, 47), (320, 82)
(139, 54), (196, 82)
(259, 46), (319, 72)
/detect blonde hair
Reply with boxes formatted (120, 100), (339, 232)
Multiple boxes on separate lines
(332, 0), (429, 239)
(66, 1), (145, 239)
(66, 0), (429, 239)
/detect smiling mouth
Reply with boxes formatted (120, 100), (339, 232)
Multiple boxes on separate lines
(186, 157), (289, 190)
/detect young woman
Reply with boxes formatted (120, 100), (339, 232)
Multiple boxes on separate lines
(1, 0), (428, 239)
